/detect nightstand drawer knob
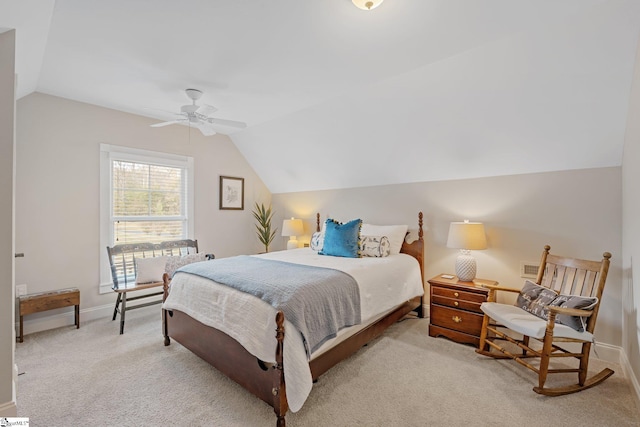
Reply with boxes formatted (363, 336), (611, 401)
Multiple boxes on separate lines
(452, 316), (462, 323)
(454, 301), (459, 307)
(454, 292), (459, 297)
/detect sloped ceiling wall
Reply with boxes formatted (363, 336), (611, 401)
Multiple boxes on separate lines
(2, 1), (640, 193)
(233, 0), (640, 193)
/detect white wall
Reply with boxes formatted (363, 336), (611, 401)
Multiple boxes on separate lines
(272, 167), (623, 348)
(622, 31), (640, 393)
(14, 92), (271, 331)
(0, 28), (17, 417)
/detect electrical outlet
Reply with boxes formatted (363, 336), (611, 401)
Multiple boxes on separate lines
(16, 284), (27, 297)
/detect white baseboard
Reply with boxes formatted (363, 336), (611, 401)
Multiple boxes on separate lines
(575, 341), (640, 406)
(590, 340), (621, 364)
(0, 399), (17, 417)
(15, 303), (113, 337)
(620, 348), (640, 407)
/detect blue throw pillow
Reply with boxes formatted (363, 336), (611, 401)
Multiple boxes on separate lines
(319, 218), (362, 258)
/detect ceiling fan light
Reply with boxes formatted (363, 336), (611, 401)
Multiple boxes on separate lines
(352, 0), (383, 10)
(185, 88), (203, 101)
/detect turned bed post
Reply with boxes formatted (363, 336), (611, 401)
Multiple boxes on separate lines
(273, 311), (288, 426)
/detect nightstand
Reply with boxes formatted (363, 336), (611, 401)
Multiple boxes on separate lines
(428, 274), (497, 347)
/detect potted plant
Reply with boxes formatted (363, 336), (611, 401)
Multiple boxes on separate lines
(252, 202), (277, 253)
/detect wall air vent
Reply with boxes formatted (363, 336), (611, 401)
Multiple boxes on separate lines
(520, 262), (539, 279)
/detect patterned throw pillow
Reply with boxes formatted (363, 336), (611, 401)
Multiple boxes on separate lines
(527, 288), (558, 319)
(165, 252), (207, 277)
(319, 218), (362, 258)
(515, 280), (557, 319)
(360, 223), (407, 255)
(360, 235), (391, 257)
(548, 294), (598, 332)
(515, 280), (545, 309)
(515, 280), (597, 332)
(310, 231), (324, 252)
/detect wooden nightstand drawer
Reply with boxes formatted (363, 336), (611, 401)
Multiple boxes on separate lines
(430, 305), (484, 336)
(431, 294), (483, 314)
(431, 285), (486, 302)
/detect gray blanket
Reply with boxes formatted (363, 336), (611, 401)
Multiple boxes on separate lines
(176, 255), (361, 355)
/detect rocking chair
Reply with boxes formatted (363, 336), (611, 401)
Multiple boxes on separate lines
(476, 245), (613, 396)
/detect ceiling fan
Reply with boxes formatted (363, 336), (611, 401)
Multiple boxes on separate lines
(150, 88), (247, 136)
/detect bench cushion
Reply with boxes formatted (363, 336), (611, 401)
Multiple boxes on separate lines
(135, 256), (167, 284)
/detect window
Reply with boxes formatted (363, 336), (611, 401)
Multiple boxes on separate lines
(100, 144), (194, 293)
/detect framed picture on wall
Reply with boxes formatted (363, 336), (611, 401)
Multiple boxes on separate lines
(219, 176), (244, 210)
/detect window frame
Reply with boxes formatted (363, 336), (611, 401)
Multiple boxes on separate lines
(99, 144), (194, 294)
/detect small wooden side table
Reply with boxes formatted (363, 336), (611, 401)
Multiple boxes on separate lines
(428, 275), (497, 347)
(18, 287), (80, 342)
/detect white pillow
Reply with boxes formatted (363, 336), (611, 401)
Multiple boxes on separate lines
(135, 256), (167, 284)
(165, 252), (207, 277)
(360, 223), (408, 255)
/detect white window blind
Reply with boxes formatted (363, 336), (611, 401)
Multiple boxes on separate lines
(100, 144), (194, 293)
(112, 160), (186, 244)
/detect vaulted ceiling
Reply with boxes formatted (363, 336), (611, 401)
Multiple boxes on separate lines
(2, 0), (640, 193)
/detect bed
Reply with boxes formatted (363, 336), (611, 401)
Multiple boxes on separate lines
(162, 212), (425, 426)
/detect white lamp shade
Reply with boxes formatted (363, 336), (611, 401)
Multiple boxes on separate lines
(352, 0), (384, 10)
(446, 221), (487, 250)
(281, 219), (304, 237)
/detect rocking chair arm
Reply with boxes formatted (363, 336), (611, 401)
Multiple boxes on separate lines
(547, 305), (594, 317)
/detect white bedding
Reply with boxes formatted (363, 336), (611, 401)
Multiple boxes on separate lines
(162, 248), (424, 412)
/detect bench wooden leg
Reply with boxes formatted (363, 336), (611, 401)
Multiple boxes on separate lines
(112, 293), (121, 321)
(75, 304), (80, 329)
(120, 292), (127, 335)
(19, 315), (24, 343)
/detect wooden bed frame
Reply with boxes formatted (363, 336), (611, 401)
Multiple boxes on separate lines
(162, 212), (425, 426)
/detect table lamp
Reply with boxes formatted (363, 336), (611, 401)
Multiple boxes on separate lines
(446, 220), (487, 281)
(282, 218), (304, 250)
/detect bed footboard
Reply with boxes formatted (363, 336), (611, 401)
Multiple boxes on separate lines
(164, 308), (288, 419)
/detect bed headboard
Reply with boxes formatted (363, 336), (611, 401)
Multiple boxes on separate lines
(401, 212), (425, 280)
(315, 212), (425, 279)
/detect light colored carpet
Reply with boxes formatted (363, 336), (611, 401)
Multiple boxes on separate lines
(16, 308), (640, 426)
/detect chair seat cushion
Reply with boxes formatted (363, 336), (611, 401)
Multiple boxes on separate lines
(481, 302), (594, 341)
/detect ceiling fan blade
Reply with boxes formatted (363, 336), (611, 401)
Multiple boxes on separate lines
(195, 104), (218, 117)
(150, 119), (185, 128)
(208, 118), (247, 129)
(194, 122), (217, 136)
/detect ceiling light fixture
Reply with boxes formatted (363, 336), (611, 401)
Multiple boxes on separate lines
(352, 0), (384, 11)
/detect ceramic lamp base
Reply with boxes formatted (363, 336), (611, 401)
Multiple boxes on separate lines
(286, 239), (298, 250)
(455, 252), (477, 282)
